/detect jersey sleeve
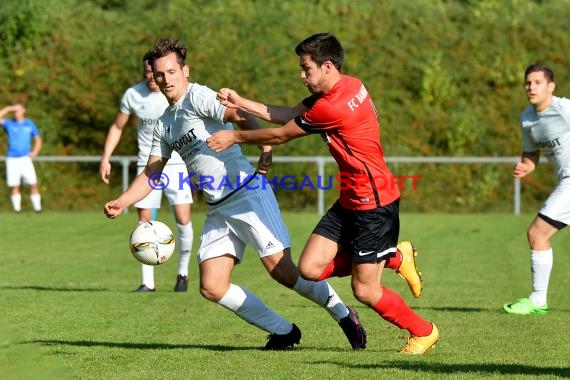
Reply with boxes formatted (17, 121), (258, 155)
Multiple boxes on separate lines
(189, 84), (226, 123)
(520, 115), (536, 152)
(119, 88), (133, 115)
(295, 98), (342, 134)
(150, 120), (173, 160)
(558, 97), (570, 127)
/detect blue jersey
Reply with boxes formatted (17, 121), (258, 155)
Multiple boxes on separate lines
(2, 118), (40, 157)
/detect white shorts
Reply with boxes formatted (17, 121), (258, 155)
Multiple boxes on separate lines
(539, 177), (570, 227)
(134, 163), (193, 209)
(6, 156), (37, 187)
(198, 176), (290, 264)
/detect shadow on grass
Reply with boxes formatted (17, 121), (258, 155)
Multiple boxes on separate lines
(1, 286), (108, 292)
(311, 360), (570, 377)
(32, 339), (260, 351)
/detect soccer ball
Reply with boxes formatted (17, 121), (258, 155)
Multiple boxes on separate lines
(129, 221), (175, 265)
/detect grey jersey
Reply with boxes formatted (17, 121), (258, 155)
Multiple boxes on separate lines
(150, 83), (255, 203)
(520, 96), (570, 181)
(119, 81), (183, 166)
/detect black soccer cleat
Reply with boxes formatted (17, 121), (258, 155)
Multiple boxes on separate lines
(134, 284), (155, 293)
(174, 275), (188, 292)
(338, 307), (367, 349)
(264, 324), (301, 350)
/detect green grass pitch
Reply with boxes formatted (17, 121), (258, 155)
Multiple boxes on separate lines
(0, 211), (569, 379)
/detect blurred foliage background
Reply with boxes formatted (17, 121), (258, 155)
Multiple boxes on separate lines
(0, 0), (568, 212)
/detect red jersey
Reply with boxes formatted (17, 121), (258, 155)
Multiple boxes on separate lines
(295, 75), (400, 210)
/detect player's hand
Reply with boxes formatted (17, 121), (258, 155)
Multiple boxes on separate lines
(513, 162), (532, 178)
(217, 88), (241, 109)
(207, 130), (235, 153)
(257, 146), (272, 175)
(104, 200), (123, 219)
(11, 104), (23, 113)
(100, 161), (112, 184)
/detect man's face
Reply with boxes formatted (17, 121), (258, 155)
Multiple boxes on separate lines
(13, 104), (25, 120)
(144, 62), (160, 92)
(151, 52), (189, 104)
(525, 71), (555, 111)
(299, 54), (326, 95)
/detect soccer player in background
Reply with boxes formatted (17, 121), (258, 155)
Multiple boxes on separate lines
(208, 32), (438, 354)
(104, 38), (367, 350)
(503, 64), (570, 315)
(100, 52), (194, 293)
(0, 103), (42, 213)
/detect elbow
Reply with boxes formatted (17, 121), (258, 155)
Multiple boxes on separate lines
(274, 136), (291, 145)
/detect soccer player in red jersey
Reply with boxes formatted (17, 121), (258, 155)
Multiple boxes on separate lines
(207, 33), (438, 354)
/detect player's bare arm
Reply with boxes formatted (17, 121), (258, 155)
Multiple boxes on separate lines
(513, 151), (539, 178)
(217, 88), (306, 125)
(0, 105), (17, 124)
(100, 112), (130, 184)
(29, 136), (42, 158)
(207, 119), (308, 153)
(104, 155), (167, 218)
(222, 107), (274, 174)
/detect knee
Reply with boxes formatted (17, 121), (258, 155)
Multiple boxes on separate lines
(298, 261), (321, 281)
(351, 283), (380, 307)
(527, 225), (548, 249)
(351, 286), (367, 304)
(199, 283), (225, 303)
(199, 287), (217, 302)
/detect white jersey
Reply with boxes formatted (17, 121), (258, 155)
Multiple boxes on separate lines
(150, 83), (255, 203)
(119, 81), (184, 166)
(521, 96), (570, 181)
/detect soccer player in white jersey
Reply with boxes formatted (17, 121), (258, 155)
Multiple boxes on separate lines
(100, 52), (194, 293)
(104, 38), (366, 350)
(504, 64), (570, 315)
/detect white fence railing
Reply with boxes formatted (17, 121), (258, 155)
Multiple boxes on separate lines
(0, 155), (530, 214)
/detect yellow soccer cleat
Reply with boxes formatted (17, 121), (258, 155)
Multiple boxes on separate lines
(396, 241), (423, 298)
(400, 323), (439, 355)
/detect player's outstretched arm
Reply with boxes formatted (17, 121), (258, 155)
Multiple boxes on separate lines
(207, 119), (308, 153)
(217, 88), (305, 125)
(104, 155), (166, 219)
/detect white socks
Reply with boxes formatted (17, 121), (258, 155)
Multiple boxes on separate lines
(10, 193), (41, 212)
(218, 284), (292, 334)
(292, 277), (348, 322)
(11, 194), (21, 212)
(30, 193), (42, 212)
(141, 264), (155, 289)
(176, 222), (193, 277)
(529, 248), (553, 307)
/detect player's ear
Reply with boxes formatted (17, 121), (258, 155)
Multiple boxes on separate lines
(549, 81), (556, 93)
(183, 65), (190, 78)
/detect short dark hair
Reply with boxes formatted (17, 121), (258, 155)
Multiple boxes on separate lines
(525, 64), (554, 83)
(295, 33), (344, 71)
(147, 38), (187, 67)
(142, 50), (152, 66)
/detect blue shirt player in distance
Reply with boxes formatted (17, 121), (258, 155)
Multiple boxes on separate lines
(0, 103), (42, 213)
